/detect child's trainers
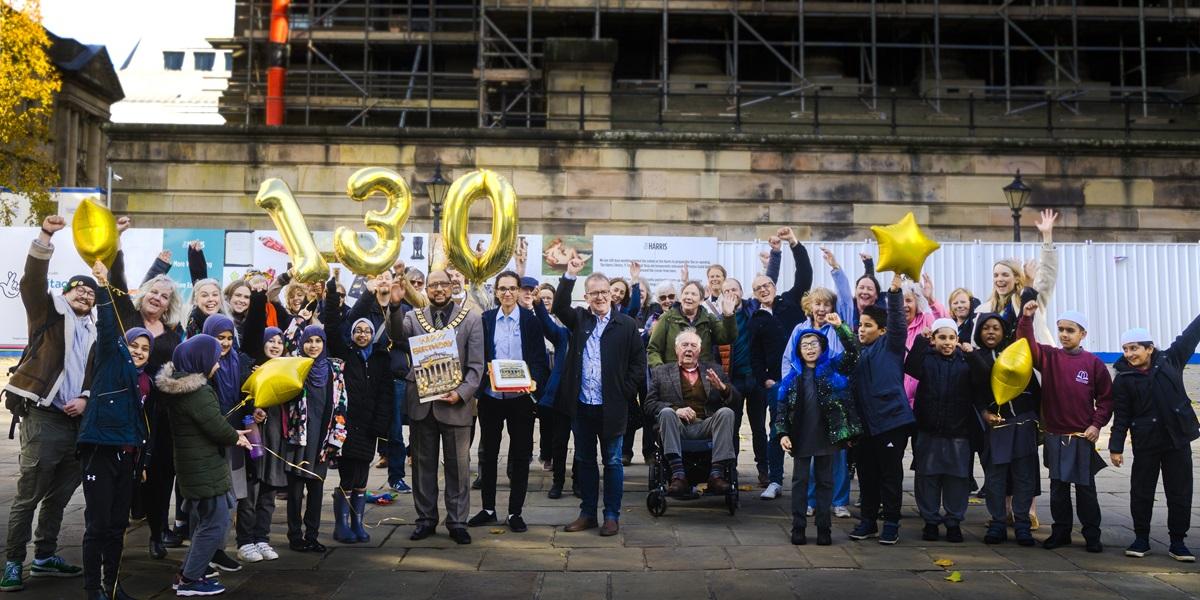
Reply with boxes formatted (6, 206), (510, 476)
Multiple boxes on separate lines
(176, 577), (225, 597)
(0, 561), (23, 592)
(30, 555), (82, 577)
(1169, 542), (1195, 562)
(390, 479), (412, 494)
(879, 521), (900, 545)
(1125, 538), (1151, 558)
(849, 519), (878, 540)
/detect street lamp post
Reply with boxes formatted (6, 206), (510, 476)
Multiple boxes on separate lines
(423, 161), (450, 233)
(1003, 170), (1032, 242)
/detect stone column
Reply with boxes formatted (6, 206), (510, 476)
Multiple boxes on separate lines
(87, 120), (103, 187)
(544, 38), (617, 131)
(63, 109), (79, 187)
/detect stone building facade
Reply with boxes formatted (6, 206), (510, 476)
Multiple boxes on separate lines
(106, 124), (1200, 243)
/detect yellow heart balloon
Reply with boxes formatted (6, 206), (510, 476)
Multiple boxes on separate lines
(241, 357), (314, 409)
(871, 212), (941, 280)
(72, 198), (119, 268)
(991, 338), (1034, 406)
(441, 169), (519, 285)
(333, 167), (412, 276)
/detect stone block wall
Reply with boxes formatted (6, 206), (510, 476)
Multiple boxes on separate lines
(106, 125), (1200, 242)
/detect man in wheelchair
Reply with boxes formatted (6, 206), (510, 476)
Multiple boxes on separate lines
(645, 329), (740, 497)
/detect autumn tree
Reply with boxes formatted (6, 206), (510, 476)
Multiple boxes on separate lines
(0, 0), (61, 225)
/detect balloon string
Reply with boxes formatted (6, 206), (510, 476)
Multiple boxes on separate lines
(989, 418), (1037, 430)
(224, 398), (250, 419)
(251, 443), (394, 528)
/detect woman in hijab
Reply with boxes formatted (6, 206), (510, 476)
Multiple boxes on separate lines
(284, 324), (346, 553)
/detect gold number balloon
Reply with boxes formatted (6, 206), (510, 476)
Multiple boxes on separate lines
(72, 198), (119, 268)
(440, 169), (519, 285)
(333, 167), (412, 276)
(991, 338), (1034, 406)
(255, 179), (330, 283)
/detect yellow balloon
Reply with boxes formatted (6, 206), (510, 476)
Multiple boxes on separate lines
(72, 198), (119, 268)
(334, 167), (412, 276)
(241, 357), (314, 409)
(255, 179), (330, 283)
(871, 212), (941, 280)
(441, 169), (519, 284)
(991, 338), (1034, 407)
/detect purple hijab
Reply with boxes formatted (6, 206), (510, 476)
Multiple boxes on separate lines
(301, 324), (330, 388)
(202, 314), (241, 412)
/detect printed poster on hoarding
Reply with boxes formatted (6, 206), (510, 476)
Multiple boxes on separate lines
(592, 235), (718, 291)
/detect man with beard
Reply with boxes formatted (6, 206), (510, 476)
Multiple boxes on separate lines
(389, 270), (484, 545)
(2, 216), (97, 592)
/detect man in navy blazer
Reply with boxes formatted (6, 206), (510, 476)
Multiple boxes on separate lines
(467, 271), (551, 533)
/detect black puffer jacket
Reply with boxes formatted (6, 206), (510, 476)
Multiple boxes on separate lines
(1110, 312), (1200, 455)
(322, 279), (394, 462)
(964, 312), (1040, 418)
(904, 335), (981, 439)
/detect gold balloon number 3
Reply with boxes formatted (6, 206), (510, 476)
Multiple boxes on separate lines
(441, 169), (519, 286)
(254, 167), (412, 282)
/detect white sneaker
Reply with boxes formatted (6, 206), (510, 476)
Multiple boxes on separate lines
(236, 544), (263, 563)
(806, 506), (814, 517)
(255, 542), (278, 561)
(833, 506), (852, 519)
(760, 482), (782, 500)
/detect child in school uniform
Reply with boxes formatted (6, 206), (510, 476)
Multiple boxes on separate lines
(1018, 301), (1113, 553)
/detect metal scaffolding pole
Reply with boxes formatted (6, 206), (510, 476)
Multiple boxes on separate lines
(870, 0), (877, 109)
(798, 0), (805, 113)
(1139, 0), (1150, 117)
(934, 0), (941, 113)
(478, 0), (486, 127)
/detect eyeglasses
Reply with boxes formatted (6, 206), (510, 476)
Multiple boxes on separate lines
(426, 281), (450, 290)
(658, 294), (676, 301)
(496, 286), (518, 294)
(752, 283), (775, 293)
(585, 290), (611, 298)
(352, 328), (373, 335)
(799, 340), (822, 350)
(408, 279), (424, 288)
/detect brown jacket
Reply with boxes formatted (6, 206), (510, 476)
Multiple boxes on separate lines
(389, 301), (484, 428)
(643, 361), (739, 420)
(4, 239), (96, 408)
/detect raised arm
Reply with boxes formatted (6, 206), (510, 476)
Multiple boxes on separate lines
(832, 321), (859, 376)
(533, 298), (569, 342)
(187, 242), (208, 284)
(765, 236), (782, 283)
(1166, 312), (1200, 369)
(243, 290), (270, 363)
(884, 281), (907, 356)
(552, 275), (580, 330)
(1017, 301), (1047, 367)
(321, 277), (349, 361)
(823, 247), (855, 322)
(107, 250), (139, 327)
(903, 333), (930, 379)
(779, 228), (813, 303)
(143, 250), (172, 285)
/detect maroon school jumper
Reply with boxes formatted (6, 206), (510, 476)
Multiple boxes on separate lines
(1017, 316), (1114, 435)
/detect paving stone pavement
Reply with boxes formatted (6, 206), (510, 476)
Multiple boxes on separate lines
(0, 365), (1198, 599)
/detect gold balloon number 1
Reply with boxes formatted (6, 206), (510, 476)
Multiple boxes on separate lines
(255, 167), (518, 284)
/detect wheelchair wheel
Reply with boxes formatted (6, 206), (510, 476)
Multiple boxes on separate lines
(726, 492), (738, 515)
(647, 491), (667, 517)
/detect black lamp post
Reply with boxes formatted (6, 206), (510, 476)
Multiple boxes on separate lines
(423, 161), (450, 233)
(1003, 170), (1032, 242)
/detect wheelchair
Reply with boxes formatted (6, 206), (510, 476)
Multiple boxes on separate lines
(645, 428), (739, 517)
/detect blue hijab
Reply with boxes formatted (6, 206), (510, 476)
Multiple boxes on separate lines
(301, 324), (330, 388)
(202, 314), (241, 412)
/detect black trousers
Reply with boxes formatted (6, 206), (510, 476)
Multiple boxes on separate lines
(1049, 479), (1101, 541)
(81, 445), (135, 593)
(143, 421), (175, 540)
(287, 474), (323, 543)
(338, 458), (371, 491)
(1130, 444), (1193, 540)
(478, 394), (535, 516)
(739, 383), (770, 477)
(538, 405), (553, 461)
(235, 479), (278, 546)
(791, 454), (833, 532)
(548, 407), (575, 488)
(856, 426), (910, 524)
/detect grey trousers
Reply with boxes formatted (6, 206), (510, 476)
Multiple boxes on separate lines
(411, 416), (471, 529)
(182, 493), (233, 581)
(236, 479), (278, 546)
(6, 408), (82, 562)
(791, 454), (833, 532)
(656, 406), (737, 463)
(915, 474), (972, 527)
(984, 454), (1040, 532)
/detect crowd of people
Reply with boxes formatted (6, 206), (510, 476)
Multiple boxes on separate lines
(2, 210), (1198, 599)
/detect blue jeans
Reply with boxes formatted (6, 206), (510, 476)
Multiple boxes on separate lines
(808, 448), (851, 508)
(766, 384), (785, 485)
(572, 404), (624, 522)
(388, 379), (408, 483)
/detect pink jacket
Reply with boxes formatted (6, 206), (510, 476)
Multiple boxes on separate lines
(903, 301), (948, 407)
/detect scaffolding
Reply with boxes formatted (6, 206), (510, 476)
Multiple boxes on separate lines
(215, 1), (1200, 138)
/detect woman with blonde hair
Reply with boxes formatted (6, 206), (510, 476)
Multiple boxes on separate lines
(947, 287), (980, 341)
(972, 210), (1059, 346)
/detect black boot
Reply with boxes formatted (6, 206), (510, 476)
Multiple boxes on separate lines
(791, 528), (807, 545)
(817, 529), (832, 546)
(149, 536), (167, 559)
(1043, 527), (1073, 550)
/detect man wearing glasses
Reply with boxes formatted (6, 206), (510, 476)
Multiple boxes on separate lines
(467, 271), (550, 533)
(553, 258), (646, 537)
(2, 216), (97, 591)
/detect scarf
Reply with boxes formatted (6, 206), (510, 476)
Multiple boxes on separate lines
(202, 314), (241, 412)
(301, 324), (330, 388)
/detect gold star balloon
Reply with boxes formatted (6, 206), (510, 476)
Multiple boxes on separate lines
(991, 338), (1034, 407)
(870, 212), (941, 280)
(72, 198), (119, 268)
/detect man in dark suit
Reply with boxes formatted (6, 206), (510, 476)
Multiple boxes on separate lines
(644, 329), (740, 497)
(388, 270), (484, 545)
(553, 257), (646, 537)
(468, 271), (551, 533)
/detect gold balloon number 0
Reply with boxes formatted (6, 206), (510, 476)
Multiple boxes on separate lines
(255, 167), (517, 284)
(254, 167), (411, 282)
(441, 169), (519, 286)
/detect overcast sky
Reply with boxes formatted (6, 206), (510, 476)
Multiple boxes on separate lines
(40, 0), (233, 66)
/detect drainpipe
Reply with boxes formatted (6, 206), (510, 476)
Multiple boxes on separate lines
(266, 0), (290, 125)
